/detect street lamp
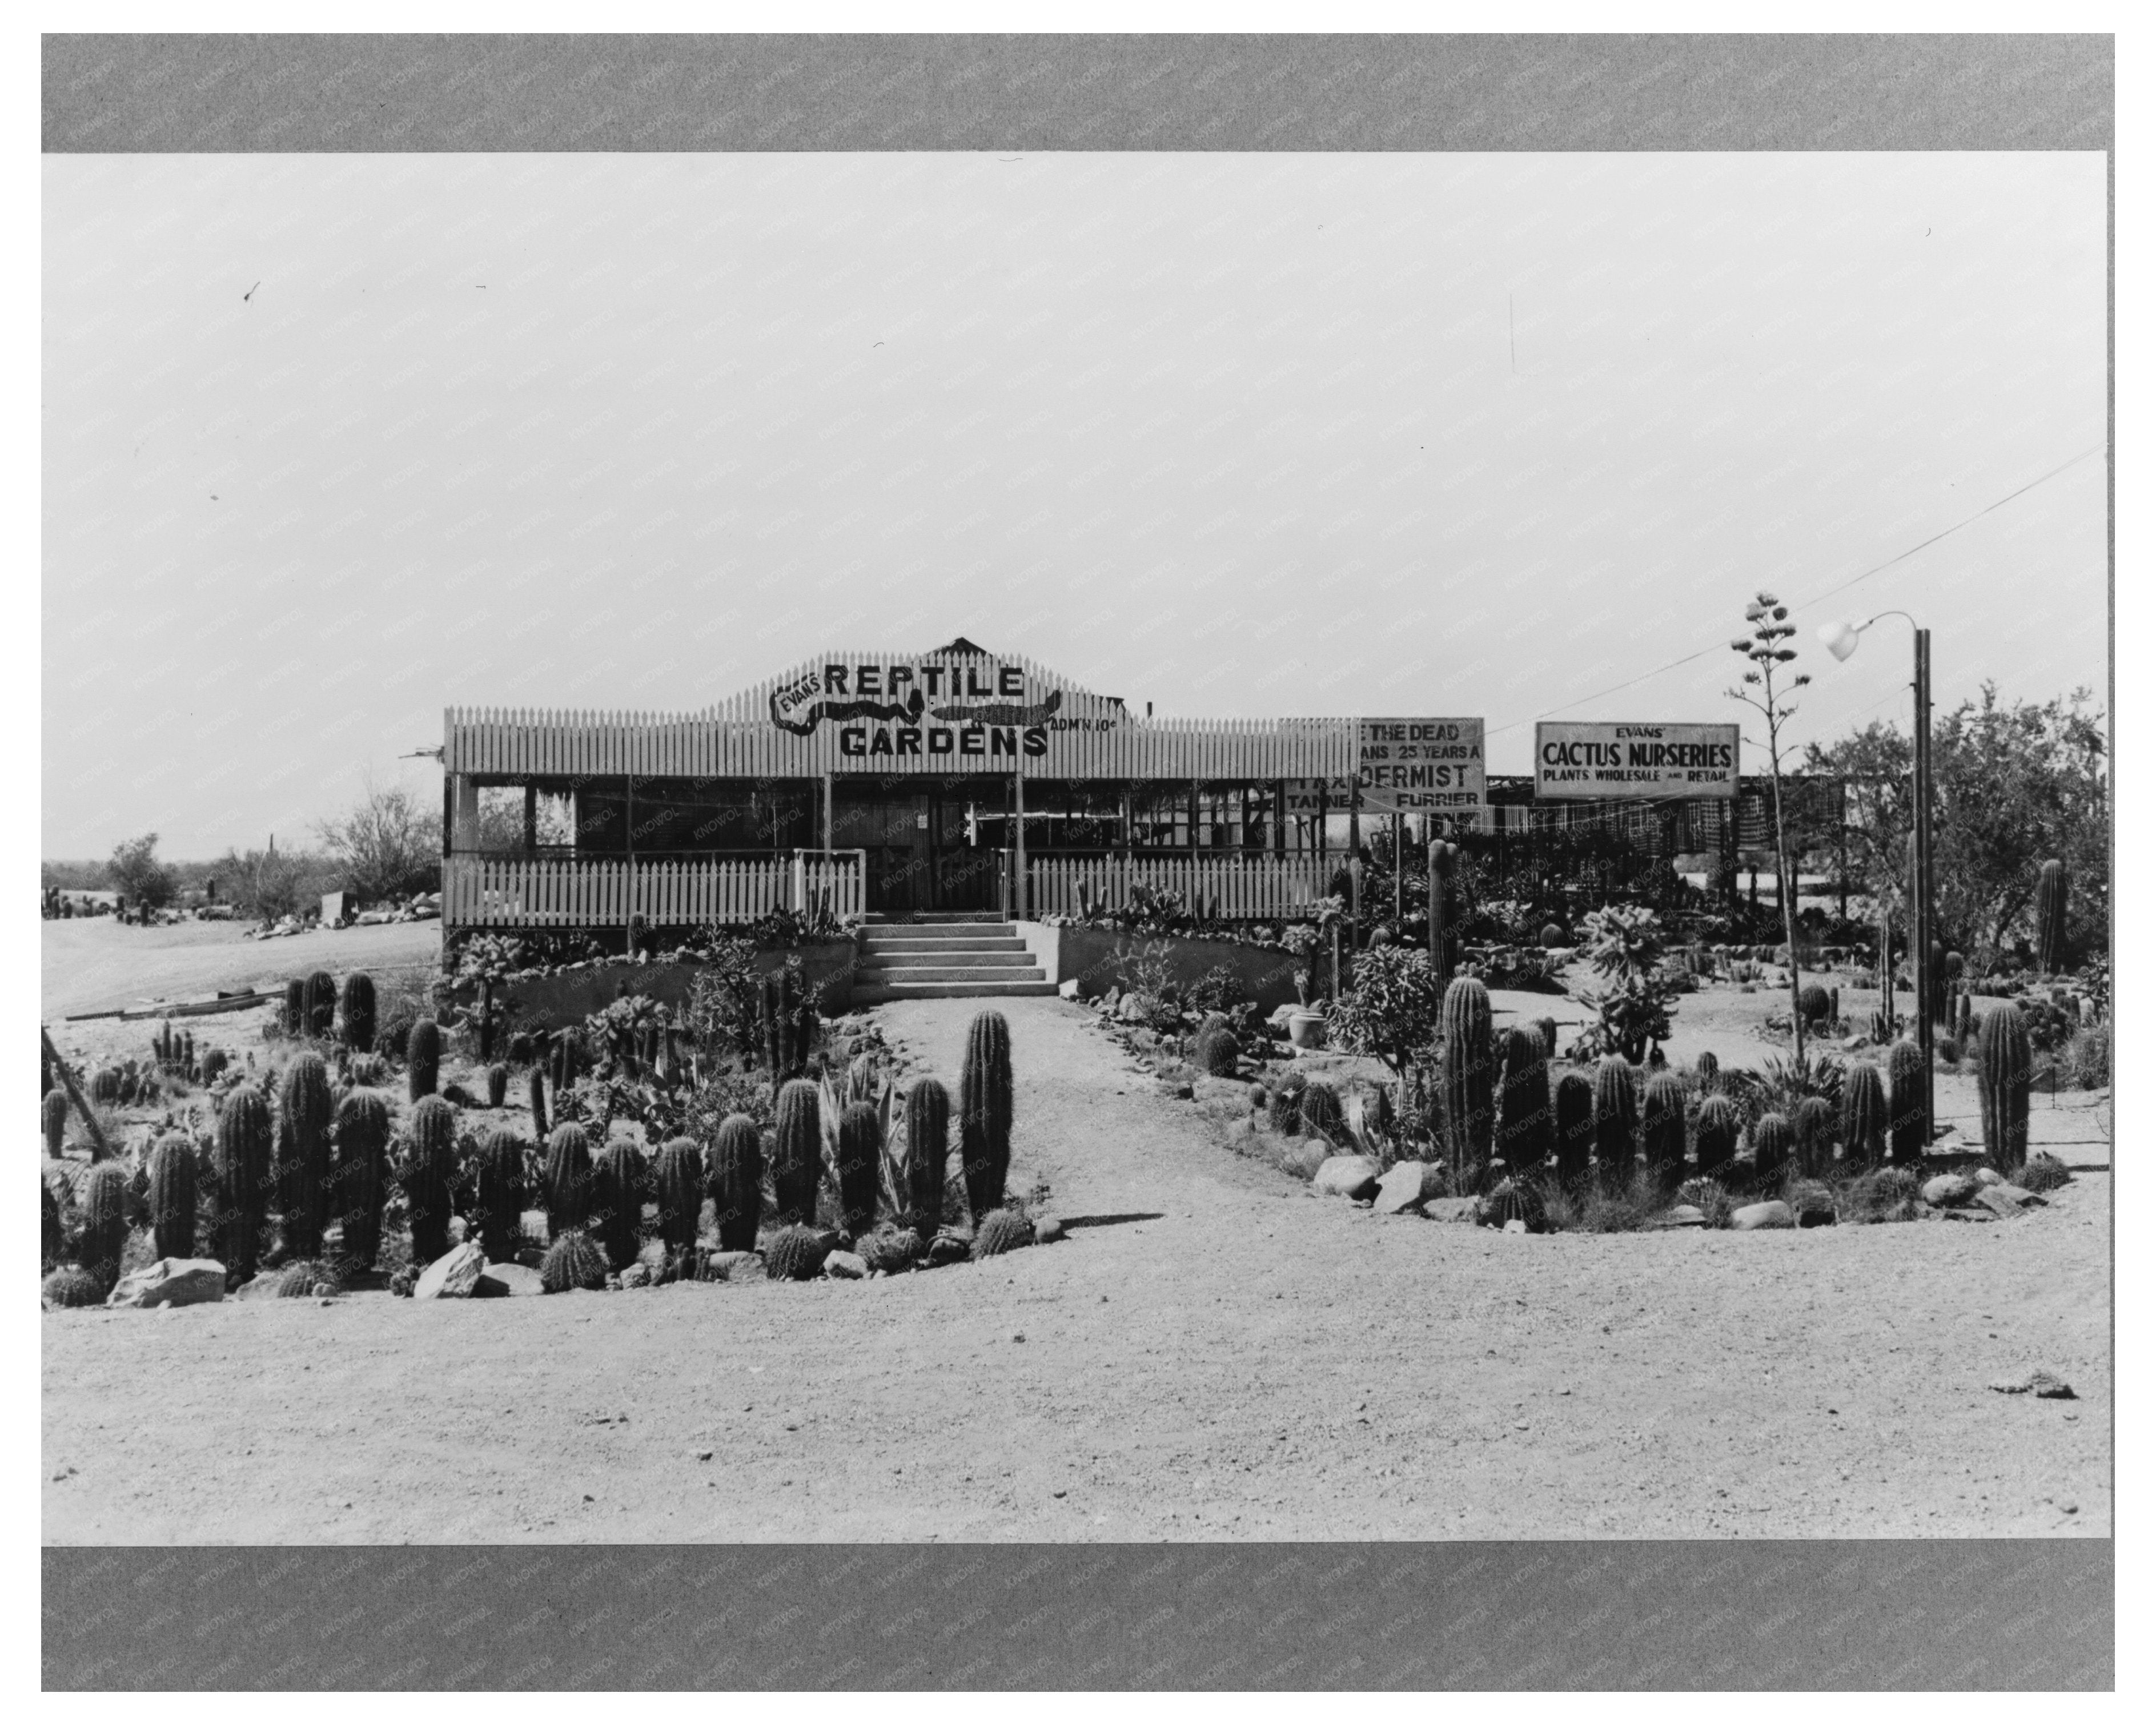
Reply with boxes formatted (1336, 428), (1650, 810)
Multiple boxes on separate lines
(1816, 612), (1936, 1148)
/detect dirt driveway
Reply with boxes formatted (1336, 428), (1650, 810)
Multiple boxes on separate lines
(42, 918), (441, 1021)
(41, 996), (2108, 1543)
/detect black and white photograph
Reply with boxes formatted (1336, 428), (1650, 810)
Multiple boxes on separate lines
(37, 30), (2116, 1690)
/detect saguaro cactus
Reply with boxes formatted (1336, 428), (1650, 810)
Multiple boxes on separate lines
(148, 1132), (196, 1260)
(1841, 1062), (1888, 1170)
(544, 1122), (592, 1241)
(331, 1089), (391, 1269)
(591, 1139), (645, 1270)
(1427, 839), (1459, 979)
(904, 1079), (950, 1240)
(959, 1009), (1014, 1223)
(340, 972), (376, 1052)
(1640, 1071), (1688, 1182)
(1554, 1071), (1595, 1187)
(1494, 1026), (1552, 1173)
(471, 1125), (527, 1264)
(406, 1019), (441, 1101)
(1693, 1094), (1741, 1179)
(837, 1101), (882, 1240)
(215, 1085), (272, 1281)
(653, 1136), (702, 1260)
(1886, 1039), (1927, 1163)
(276, 1051), (334, 1258)
(1977, 1002), (2032, 1176)
(1440, 977), (1496, 1183)
(404, 1095), (460, 1267)
(772, 1079), (822, 1227)
(2035, 859), (2069, 974)
(1591, 1056), (1637, 1192)
(709, 1113), (764, 1252)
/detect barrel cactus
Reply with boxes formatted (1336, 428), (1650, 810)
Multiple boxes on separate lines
(42, 1181), (62, 1270)
(306, 971), (338, 1039)
(1695, 1050), (1719, 1092)
(276, 1051), (334, 1259)
(1693, 1094), (1741, 1178)
(902, 1080), (950, 1241)
(653, 1136), (702, 1256)
(471, 1125), (527, 1263)
(283, 979), (307, 1038)
(1539, 922), (1564, 949)
(1798, 983), (1832, 1026)
(274, 1258), (342, 1298)
(1532, 1018), (1559, 1065)
(591, 1139), (646, 1270)
(1265, 1076), (1306, 1135)
(539, 1228), (609, 1293)
(1194, 1022), (1239, 1077)
(90, 1065), (121, 1105)
(772, 1079), (822, 1227)
(1494, 1026), (1551, 1172)
(971, 1208), (1033, 1259)
(1841, 1062), (1888, 1170)
(1591, 1056), (1637, 1190)
(763, 1223), (828, 1281)
(836, 1101), (882, 1240)
(1299, 1082), (1346, 1148)
(2035, 859), (2069, 974)
(1554, 1072), (1595, 1185)
(1977, 1003), (2032, 1176)
(483, 1062), (508, 1109)
(41, 1088), (67, 1159)
(1752, 1112), (1794, 1187)
(43, 1264), (106, 1308)
(507, 1030), (535, 1066)
(215, 1085), (272, 1280)
(858, 1225), (921, 1274)
(1640, 1071), (1688, 1181)
(1440, 976), (1495, 1176)
(543, 1121), (593, 1241)
(959, 1010), (1014, 1223)
(1793, 1095), (1836, 1180)
(144, 1132), (196, 1260)
(340, 971), (376, 1052)
(331, 1089), (391, 1269)
(1886, 1039), (1927, 1163)
(527, 1067), (549, 1141)
(199, 1047), (228, 1086)
(403, 1094), (460, 1268)
(709, 1113), (765, 1252)
(406, 1019), (441, 1101)
(78, 1161), (129, 1293)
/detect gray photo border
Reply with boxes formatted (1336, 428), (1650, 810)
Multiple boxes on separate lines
(39, 31), (2114, 1694)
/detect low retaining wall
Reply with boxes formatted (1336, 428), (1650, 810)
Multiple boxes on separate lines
(1019, 923), (1306, 1014)
(448, 940), (858, 1032)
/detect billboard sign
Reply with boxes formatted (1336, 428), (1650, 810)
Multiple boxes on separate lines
(1534, 721), (1740, 799)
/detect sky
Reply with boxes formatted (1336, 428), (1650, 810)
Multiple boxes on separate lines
(42, 151), (2107, 859)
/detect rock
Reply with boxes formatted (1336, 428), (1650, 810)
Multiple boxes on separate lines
(1031, 1214), (1065, 1244)
(1266, 1003), (1299, 1030)
(619, 1263), (653, 1289)
(636, 1239), (669, 1272)
(925, 1232), (971, 1269)
(1990, 1369), (2077, 1399)
(1922, 1172), (1980, 1208)
(1657, 1205), (1707, 1229)
(1792, 1188), (1837, 1227)
(1118, 994), (1149, 1023)
(1974, 1167), (2004, 1187)
(415, 1241), (489, 1300)
(1732, 1200), (1794, 1231)
(1501, 1219), (1528, 1234)
(105, 1257), (226, 1309)
(1101, 986), (1122, 1011)
(1162, 1081), (1194, 1100)
(823, 1250), (868, 1280)
(1941, 1207), (1997, 1224)
(704, 1250), (762, 1281)
(1974, 1187), (2042, 1222)
(1058, 979), (1081, 999)
(473, 1263), (544, 1298)
(1310, 1155), (1383, 1200)
(1422, 1197), (1477, 1225)
(1373, 1161), (1430, 1215)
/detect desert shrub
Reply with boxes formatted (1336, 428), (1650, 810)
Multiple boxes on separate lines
(2059, 1024), (2109, 1090)
(1835, 1167), (1920, 1224)
(1676, 1176), (1735, 1228)
(2018, 1151), (2071, 1193)
(1537, 1166), (1667, 1233)
(1184, 964), (1247, 1016)
(1571, 904), (1680, 1063)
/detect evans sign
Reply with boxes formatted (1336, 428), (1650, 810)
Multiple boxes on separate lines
(1534, 722), (1740, 799)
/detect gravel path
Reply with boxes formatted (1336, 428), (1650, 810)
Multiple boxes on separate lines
(41, 995), (2109, 1543)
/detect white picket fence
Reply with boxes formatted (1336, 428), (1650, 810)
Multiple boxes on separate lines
(1025, 855), (1331, 922)
(444, 852), (865, 930)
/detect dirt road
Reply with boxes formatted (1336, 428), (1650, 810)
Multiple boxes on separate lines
(41, 996), (2108, 1543)
(41, 918), (440, 1021)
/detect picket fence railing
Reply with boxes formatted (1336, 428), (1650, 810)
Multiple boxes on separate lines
(443, 852), (865, 930)
(1024, 855), (1330, 922)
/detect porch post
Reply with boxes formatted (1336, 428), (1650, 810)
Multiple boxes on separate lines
(1013, 768), (1027, 922)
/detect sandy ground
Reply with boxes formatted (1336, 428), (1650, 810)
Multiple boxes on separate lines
(41, 917), (441, 1022)
(41, 992), (2109, 1544)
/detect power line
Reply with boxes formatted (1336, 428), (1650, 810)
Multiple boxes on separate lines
(1484, 443), (2105, 738)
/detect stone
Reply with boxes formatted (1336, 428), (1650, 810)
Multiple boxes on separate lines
(1310, 1155), (1384, 1200)
(1657, 1205), (1708, 1229)
(1373, 1161), (1431, 1215)
(473, 1263), (544, 1298)
(823, 1250), (868, 1280)
(925, 1232), (971, 1269)
(413, 1241), (488, 1300)
(1422, 1197), (1478, 1225)
(1101, 986), (1122, 1011)
(1974, 1167), (2004, 1187)
(1922, 1172), (1980, 1208)
(1974, 1187), (2041, 1222)
(1989, 1369), (2077, 1400)
(105, 1257), (226, 1309)
(1031, 1214), (1065, 1245)
(636, 1239), (669, 1272)
(705, 1250), (762, 1281)
(1058, 979), (1081, 999)
(1118, 994), (1149, 1023)
(1501, 1219), (1528, 1234)
(1732, 1200), (1795, 1231)
(619, 1263), (653, 1289)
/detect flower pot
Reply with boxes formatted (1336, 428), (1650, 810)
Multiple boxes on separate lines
(1287, 1010), (1327, 1051)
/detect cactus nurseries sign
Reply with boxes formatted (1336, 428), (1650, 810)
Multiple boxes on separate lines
(1533, 721), (1741, 799)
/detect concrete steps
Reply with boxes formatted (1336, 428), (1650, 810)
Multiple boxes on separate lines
(852, 920), (1055, 1003)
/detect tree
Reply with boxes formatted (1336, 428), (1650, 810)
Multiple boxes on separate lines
(1327, 943), (1443, 1079)
(107, 833), (175, 911)
(1803, 684), (2108, 967)
(1727, 592), (1812, 1062)
(316, 781), (443, 904)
